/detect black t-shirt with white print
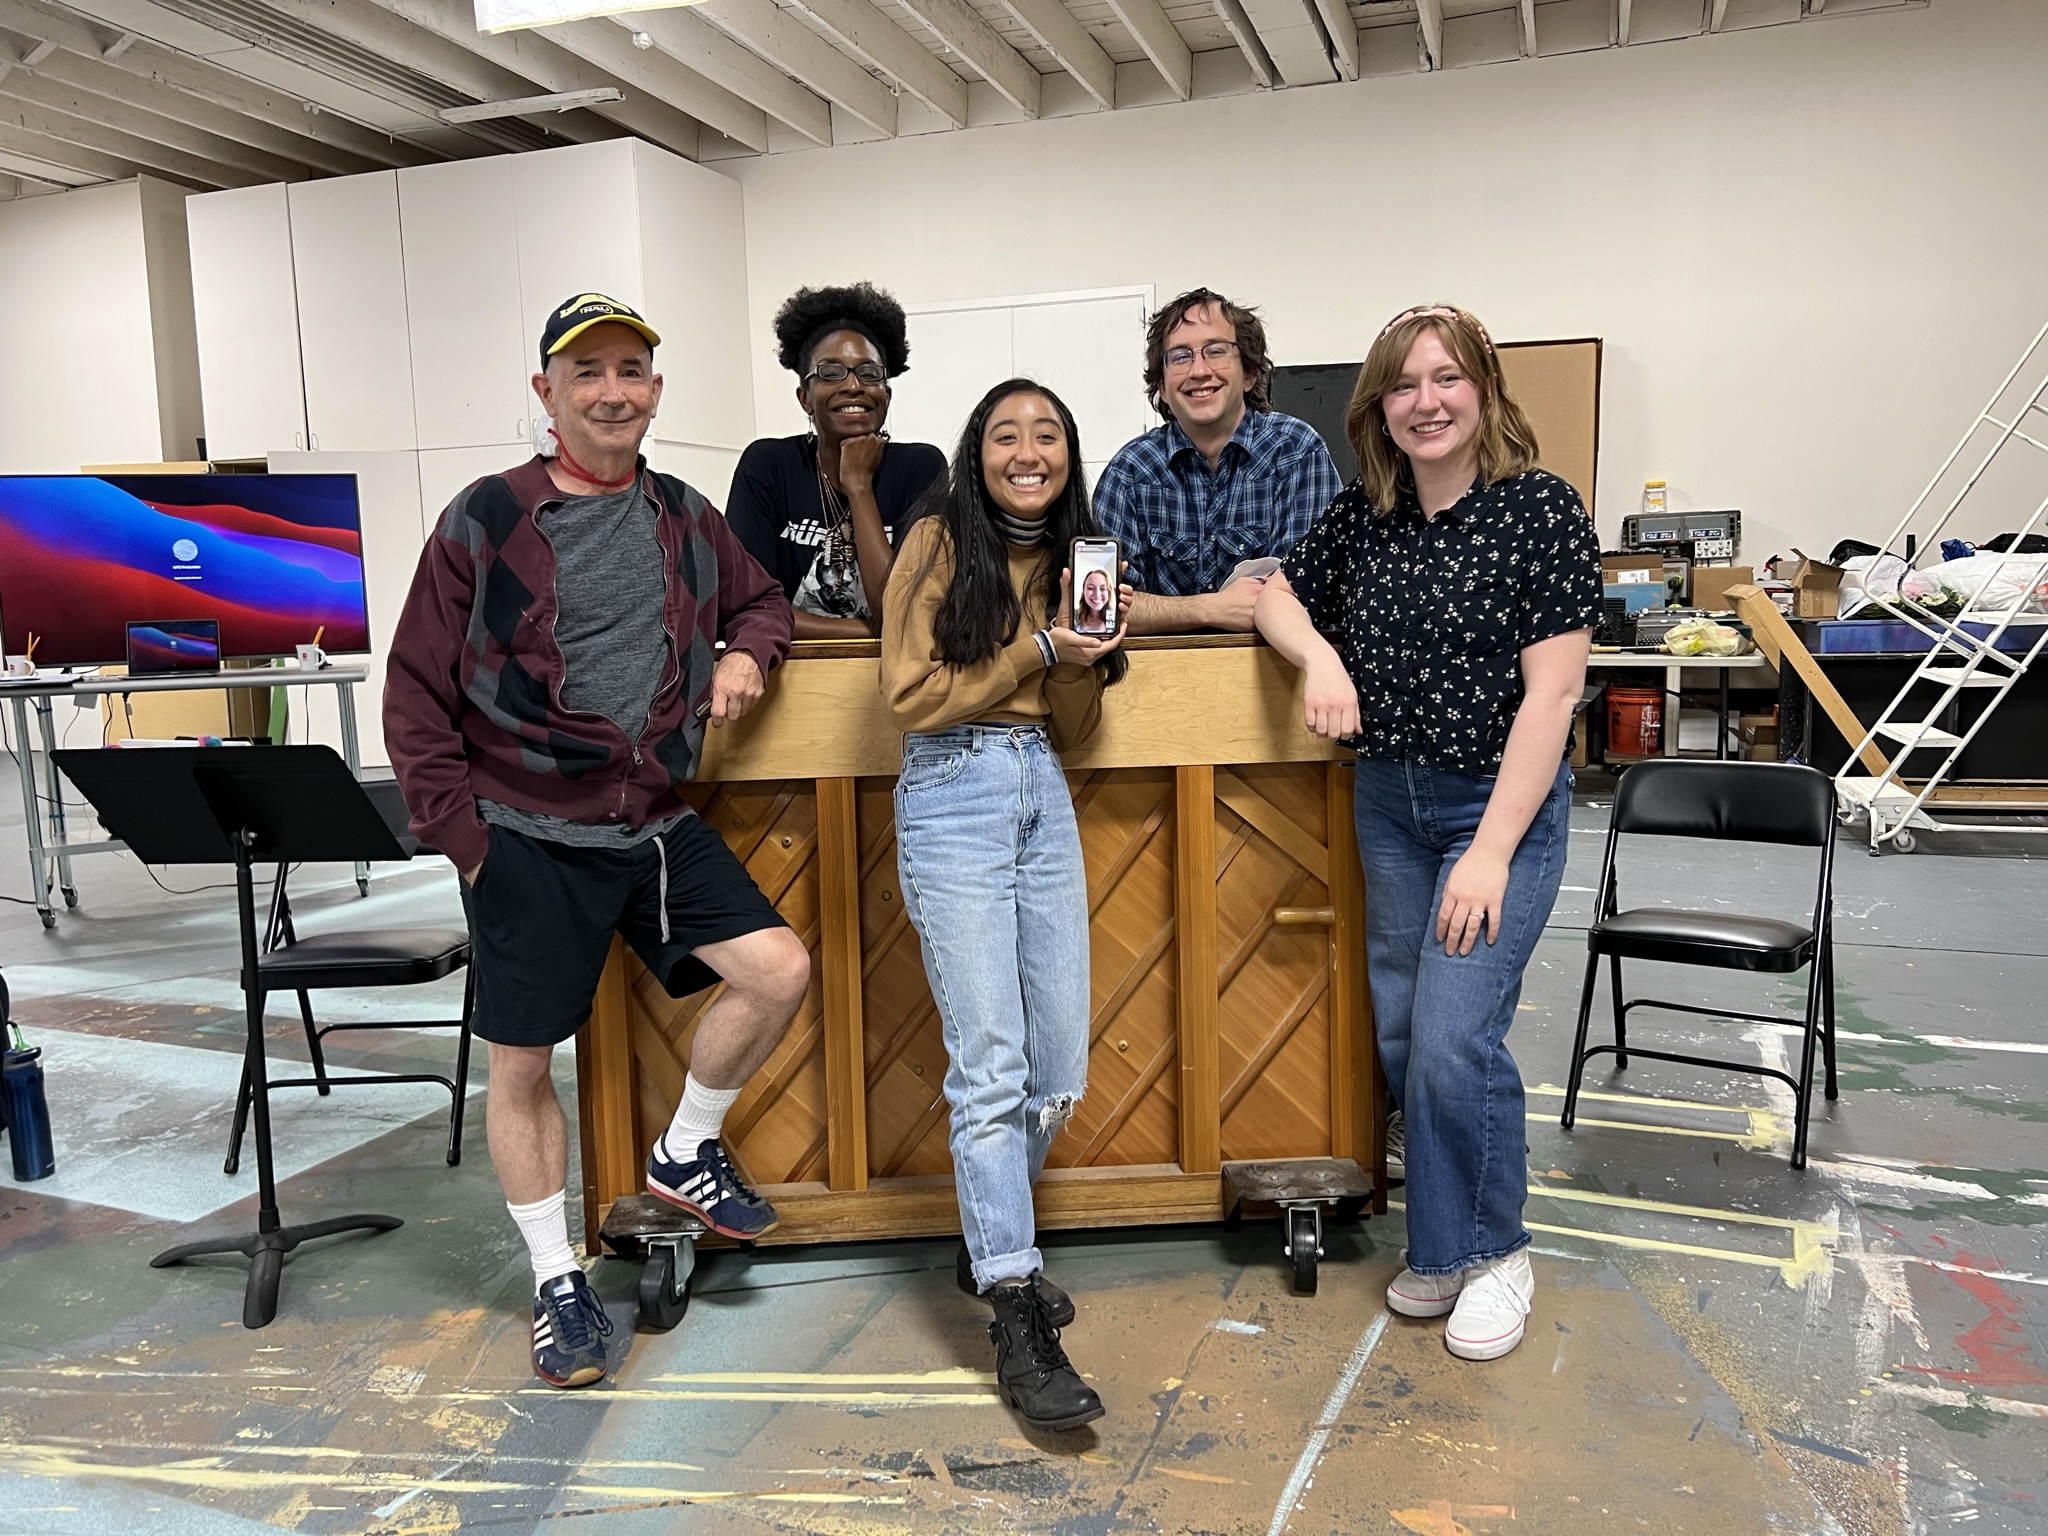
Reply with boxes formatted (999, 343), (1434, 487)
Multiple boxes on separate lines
(724, 434), (947, 619)
(1280, 468), (1601, 774)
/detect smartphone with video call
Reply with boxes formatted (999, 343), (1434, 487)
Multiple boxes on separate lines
(1070, 537), (1120, 636)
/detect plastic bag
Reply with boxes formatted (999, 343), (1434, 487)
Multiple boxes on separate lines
(1837, 554), (1907, 616)
(1897, 552), (2048, 615)
(1662, 619), (1746, 657)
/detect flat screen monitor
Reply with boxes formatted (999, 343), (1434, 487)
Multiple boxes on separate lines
(0, 474), (370, 667)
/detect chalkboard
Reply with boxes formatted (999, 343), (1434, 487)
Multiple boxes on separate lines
(1270, 338), (1602, 516)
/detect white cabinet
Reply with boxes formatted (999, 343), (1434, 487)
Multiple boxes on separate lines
(399, 157), (534, 452)
(635, 142), (754, 455)
(416, 445), (530, 529)
(513, 141), (644, 325)
(187, 183), (307, 460)
(289, 173), (416, 454)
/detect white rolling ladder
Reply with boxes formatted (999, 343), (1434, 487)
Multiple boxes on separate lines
(1836, 317), (2048, 853)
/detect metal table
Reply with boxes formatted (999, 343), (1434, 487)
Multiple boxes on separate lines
(3, 667), (368, 928)
(1587, 652), (1777, 758)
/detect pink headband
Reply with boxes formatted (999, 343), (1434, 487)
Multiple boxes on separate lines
(1377, 303), (1494, 357)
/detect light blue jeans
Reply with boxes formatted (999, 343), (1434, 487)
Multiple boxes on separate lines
(1355, 757), (1572, 1278)
(894, 724), (1090, 1291)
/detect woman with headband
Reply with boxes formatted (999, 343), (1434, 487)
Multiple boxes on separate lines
(727, 283), (947, 638)
(1254, 303), (1599, 1361)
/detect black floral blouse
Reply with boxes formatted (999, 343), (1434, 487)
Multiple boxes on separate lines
(1280, 468), (1601, 774)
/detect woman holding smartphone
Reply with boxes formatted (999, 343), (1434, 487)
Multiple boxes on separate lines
(1255, 304), (1599, 1362)
(880, 378), (1126, 1431)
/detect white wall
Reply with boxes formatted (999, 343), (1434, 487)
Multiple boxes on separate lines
(727, 0), (2048, 563)
(0, 179), (198, 471)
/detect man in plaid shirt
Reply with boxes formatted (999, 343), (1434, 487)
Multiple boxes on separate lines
(1094, 288), (1342, 633)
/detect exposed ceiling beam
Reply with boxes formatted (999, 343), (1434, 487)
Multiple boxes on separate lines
(0, 84), (253, 182)
(1105, 0), (1190, 100)
(226, 0), (613, 152)
(1211, 0), (1275, 88)
(781, 0), (966, 129)
(1708, 0), (1729, 28)
(538, 16), (767, 150)
(894, 0), (1038, 117)
(694, 0), (895, 137)
(17, 37), (378, 173)
(608, 7), (830, 145)
(1519, 0), (1535, 53)
(1234, 0), (1334, 84)
(0, 112), (153, 179)
(0, 142), (89, 182)
(14, 48), (312, 177)
(1310, 0), (1356, 79)
(1416, 0), (1442, 68)
(996, 0), (1114, 109)
(351, 0), (700, 159)
(1617, 0), (1633, 43)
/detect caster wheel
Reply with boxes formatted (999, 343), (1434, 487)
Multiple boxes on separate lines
(40, 911), (56, 930)
(1287, 1207), (1320, 1296)
(1892, 829), (1917, 853)
(62, 886), (78, 909)
(638, 1243), (691, 1331)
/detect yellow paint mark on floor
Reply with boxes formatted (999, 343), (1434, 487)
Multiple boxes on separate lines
(1526, 1083), (1786, 1150)
(445, 1388), (1001, 1406)
(1155, 1467), (1238, 1485)
(650, 1370), (996, 1386)
(1392, 1503), (1516, 1535)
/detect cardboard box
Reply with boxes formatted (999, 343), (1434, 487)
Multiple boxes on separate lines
(1602, 553), (1663, 586)
(1691, 565), (1756, 614)
(1740, 712), (1779, 761)
(1785, 550), (1844, 619)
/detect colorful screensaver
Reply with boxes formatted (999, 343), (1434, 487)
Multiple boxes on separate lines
(127, 620), (222, 674)
(0, 475), (369, 666)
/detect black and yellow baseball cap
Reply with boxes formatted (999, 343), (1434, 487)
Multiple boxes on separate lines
(539, 293), (661, 367)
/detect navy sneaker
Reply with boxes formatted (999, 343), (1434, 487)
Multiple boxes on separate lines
(532, 1270), (612, 1389)
(646, 1135), (780, 1239)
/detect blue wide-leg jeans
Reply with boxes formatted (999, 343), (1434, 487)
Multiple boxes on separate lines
(1355, 757), (1571, 1278)
(894, 724), (1090, 1292)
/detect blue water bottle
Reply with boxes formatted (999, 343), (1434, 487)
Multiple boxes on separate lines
(3, 1023), (56, 1182)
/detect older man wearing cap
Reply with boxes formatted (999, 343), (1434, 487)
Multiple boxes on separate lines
(386, 294), (805, 1390)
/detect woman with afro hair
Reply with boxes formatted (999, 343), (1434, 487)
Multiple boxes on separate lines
(726, 283), (947, 638)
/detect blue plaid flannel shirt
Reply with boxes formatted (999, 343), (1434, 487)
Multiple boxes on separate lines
(1092, 410), (1343, 597)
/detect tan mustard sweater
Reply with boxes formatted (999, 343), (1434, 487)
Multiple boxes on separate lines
(880, 517), (1105, 751)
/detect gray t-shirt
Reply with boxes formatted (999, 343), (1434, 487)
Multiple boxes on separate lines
(480, 483), (689, 848)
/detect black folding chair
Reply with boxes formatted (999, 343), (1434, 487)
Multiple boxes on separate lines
(226, 778), (474, 1172)
(1560, 760), (1839, 1169)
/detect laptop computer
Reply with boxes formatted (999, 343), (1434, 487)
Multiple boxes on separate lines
(126, 619), (222, 677)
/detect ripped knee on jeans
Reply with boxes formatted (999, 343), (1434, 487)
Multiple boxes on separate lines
(1037, 1093), (1081, 1135)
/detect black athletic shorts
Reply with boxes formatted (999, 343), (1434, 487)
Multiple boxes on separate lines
(458, 816), (787, 1048)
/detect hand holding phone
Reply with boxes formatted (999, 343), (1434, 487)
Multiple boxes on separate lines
(1069, 537), (1120, 636)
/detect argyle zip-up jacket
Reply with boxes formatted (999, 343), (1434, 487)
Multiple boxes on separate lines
(384, 456), (792, 873)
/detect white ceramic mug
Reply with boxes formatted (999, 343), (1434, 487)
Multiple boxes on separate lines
(295, 643), (326, 670)
(3, 655), (31, 678)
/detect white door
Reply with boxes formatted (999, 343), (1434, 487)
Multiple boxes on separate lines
(399, 158), (533, 452)
(1011, 294), (1153, 482)
(290, 173), (417, 454)
(187, 183), (307, 460)
(513, 141), (644, 330)
(891, 306), (1014, 459)
(265, 448), (425, 769)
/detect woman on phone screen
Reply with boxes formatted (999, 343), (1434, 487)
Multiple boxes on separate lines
(880, 378), (1126, 1431)
(1254, 304), (1598, 1362)
(1076, 568), (1113, 634)
(725, 283), (946, 637)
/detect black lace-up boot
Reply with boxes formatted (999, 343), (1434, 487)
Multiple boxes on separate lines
(957, 1242), (1075, 1326)
(987, 1276), (1104, 1431)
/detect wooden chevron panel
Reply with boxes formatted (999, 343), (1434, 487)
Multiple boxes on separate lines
(625, 779), (831, 1188)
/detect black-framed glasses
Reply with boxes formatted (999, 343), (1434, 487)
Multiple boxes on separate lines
(1163, 340), (1239, 372)
(806, 360), (888, 386)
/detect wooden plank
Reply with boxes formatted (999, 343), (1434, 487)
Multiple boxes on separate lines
(1215, 767), (1331, 882)
(700, 644), (1342, 782)
(815, 777), (868, 1191)
(1325, 762), (1378, 1195)
(575, 934), (640, 1250)
(1729, 586), (1893, 777)
(996, 0), (1115, 108)
(893, 0), (1041, 116)
(1176, 765), (1221, 1175)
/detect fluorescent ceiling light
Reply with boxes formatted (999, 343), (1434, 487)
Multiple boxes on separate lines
(473, 0), (708, 35)
(439, 86), (625, 122)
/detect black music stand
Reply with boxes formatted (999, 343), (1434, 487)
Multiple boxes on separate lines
(53, 746), (410, 1328)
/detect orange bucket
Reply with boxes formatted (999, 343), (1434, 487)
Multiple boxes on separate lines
(1606, 685), (1663, 757)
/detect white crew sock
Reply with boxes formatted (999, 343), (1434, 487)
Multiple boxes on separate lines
(506, 1188), (578, 1291)
(660, 1073), (743, 1163)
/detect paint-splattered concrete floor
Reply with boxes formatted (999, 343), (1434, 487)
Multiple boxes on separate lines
(2, 775), (2044, 1536)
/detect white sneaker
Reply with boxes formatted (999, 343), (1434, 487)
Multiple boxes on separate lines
(1386, 1254), (1462, 1318)
(1443, 1250), (1535, 1361)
